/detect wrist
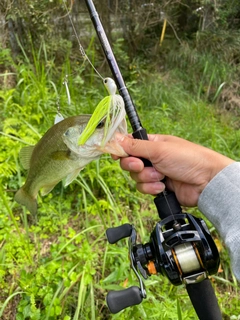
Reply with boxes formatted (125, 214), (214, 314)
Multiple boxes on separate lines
(208, 151), (235, 183)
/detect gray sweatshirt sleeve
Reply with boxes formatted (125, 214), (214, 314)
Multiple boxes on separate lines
(198, 161), (240, 280)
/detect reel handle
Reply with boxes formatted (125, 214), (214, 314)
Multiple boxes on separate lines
(106, 286), (143, 314)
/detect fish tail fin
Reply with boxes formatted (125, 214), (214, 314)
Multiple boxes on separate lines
(14, 187), (37, 215)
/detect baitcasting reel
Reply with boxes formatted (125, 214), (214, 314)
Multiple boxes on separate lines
(105, 213), (220, 314)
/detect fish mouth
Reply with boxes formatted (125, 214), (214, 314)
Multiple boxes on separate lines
(94, 112), (128, 157)
(82, 104), (127, 155)
(85, 118), (128, 157)
(96, 132), (128, 157)
(63, 96), (128, 158)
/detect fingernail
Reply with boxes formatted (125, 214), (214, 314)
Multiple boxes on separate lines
(153, 182), (165, 193)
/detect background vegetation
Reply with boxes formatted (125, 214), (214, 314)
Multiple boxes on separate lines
(0, 0), (240, 319)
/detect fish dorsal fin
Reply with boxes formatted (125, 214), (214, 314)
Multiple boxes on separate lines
(54, 113), (64, 124)
(63, 168), (81, 187)
(19, 145), (35, 170)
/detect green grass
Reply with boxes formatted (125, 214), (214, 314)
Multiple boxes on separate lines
(0, 47), (240, 319)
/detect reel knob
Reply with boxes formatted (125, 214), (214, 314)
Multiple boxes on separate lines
(106, 223), (132, 244)
(106, 286), (143, 314)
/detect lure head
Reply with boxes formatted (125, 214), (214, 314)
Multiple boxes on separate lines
(104, 77), (117, 95)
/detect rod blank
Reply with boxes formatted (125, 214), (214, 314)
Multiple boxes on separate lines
(84, 0), (144, 133)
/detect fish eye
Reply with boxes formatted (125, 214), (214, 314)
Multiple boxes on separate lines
(96, 120), (105, 129)
(64, 129), (69, 136)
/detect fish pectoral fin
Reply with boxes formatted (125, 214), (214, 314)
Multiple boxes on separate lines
(19, 145), (35, 169)
(51, 150), (79, 161)
(63, 169), (81, 187)
(51, 150), (70, 160)
(41, 183), (59, 196)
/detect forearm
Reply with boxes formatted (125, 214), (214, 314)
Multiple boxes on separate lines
(198, 161), (240, 280)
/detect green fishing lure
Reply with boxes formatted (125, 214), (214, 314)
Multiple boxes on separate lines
(78, 78), (125, 146)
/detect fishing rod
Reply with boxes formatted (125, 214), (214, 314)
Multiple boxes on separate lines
(83, 1), (222, 319)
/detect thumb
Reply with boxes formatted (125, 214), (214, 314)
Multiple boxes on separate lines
(116, 133), (159, 162)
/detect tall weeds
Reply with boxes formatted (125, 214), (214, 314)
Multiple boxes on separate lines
(0, 41), (240, 319)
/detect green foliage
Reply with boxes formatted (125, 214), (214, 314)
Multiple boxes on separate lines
(1, 37), (240, 320)
(164, 40), (238, 105)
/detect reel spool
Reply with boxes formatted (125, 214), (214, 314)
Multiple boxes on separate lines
(173, 242), (202, 275)
(105, 213), (220, 314)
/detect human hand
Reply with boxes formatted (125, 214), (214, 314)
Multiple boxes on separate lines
(114, 134), (234, 206)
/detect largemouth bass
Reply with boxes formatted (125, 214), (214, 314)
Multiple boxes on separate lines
(15, 113), (127, 215)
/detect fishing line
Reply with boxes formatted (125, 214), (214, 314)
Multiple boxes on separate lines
(63, 0), (104, 81)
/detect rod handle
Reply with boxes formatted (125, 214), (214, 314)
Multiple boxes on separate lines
(186, 279), (222, 320)
(132, 128), (152, 167)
